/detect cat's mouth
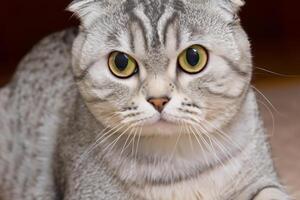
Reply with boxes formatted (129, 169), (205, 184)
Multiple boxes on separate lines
(142, 119), (180, 136)
(140, 113), (180, 130)
(148, 113), (176, 125)
(155, 118), (175, 126)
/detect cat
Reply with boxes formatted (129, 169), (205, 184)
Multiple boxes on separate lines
(0, 0), (292, 199)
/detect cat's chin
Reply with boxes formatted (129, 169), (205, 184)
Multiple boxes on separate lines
(139, 119), (182, 137)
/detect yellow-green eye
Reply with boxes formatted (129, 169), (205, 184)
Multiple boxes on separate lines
(178, 45), (208, 74)
(108, 51), (138, 78)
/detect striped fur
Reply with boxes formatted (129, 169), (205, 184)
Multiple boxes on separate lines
(0, 0), (292, 199)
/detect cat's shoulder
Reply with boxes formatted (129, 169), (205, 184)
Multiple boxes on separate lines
(0, 28), (79, 112)
(2, 28), (78, 94)
(15, 27), (78, 76)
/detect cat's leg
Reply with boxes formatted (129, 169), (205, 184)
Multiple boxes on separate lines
(251, 187), (291, 200)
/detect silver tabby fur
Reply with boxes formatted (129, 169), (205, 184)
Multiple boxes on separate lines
(0, 0), (292, 199)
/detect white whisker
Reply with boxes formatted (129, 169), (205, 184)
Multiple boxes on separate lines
(134, 124), (143, 161)
(201, 119), (243, 151)
(257, 99), (276, 137)
(255, 67), (299, 78)
(197, 123), (240, 173)
(251, 85), (280, 114)
(120, 127), (136, 156)
(187, 125), (210, 168)
(79, 121), (127, 162)
(169, 120), (184, 162)
(102, 123), (135, 153)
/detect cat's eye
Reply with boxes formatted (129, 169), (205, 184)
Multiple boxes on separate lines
(178, 45), (208, 74)
(108, 51), (138, 78)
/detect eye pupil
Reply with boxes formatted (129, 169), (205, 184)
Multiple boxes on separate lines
(186, 48), (200, 66)
(115, 53), (129, 71)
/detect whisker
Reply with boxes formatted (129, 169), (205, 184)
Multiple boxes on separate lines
(199, 119), (261, 176)
(190, 125), (224, 168)
(122, 127), (138, 156)
(88, 121), (124, 149)
(191, 124), (232, 182)
(257, 99), (276, 137)
(251, 85), (280, 114)
(187, 125), (216, 182)
(191, 125), (238, 179)
(187, 125), (210, 168)
(102, 123), (136, 153)
(201, 119), (243, 152)
(197, 123), (240, 172)
(169, 120), (184, 161)
(130, 125), (139, 159)
(79, 121), (127, 162)
(255, 67), (300, 78)
(134, 123), (143, 161)
(120, 126), (136, 156)
(102, 112), (122, 124)
(185, 122), (195, 154)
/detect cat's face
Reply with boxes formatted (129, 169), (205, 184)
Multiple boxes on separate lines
(70, 0), (252, 137)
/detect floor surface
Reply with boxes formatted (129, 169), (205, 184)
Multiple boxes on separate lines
(256, 79), (300, 198)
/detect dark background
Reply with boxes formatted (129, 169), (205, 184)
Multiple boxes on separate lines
(0, 0), (300, 85)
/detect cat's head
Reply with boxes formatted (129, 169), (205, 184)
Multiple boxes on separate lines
(69, 0), (252, 137)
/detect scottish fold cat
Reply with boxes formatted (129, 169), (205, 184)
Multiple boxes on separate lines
(0, 0), (291, 199)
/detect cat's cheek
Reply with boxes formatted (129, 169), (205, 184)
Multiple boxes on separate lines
(89, 61), (139, 89)
(122, 105), (160, 128)
(176, 55), (216, 88)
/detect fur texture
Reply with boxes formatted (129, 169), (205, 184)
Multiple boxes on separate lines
(0, 0), (291, 199)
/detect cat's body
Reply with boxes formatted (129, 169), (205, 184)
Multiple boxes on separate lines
(0, 0), (291, 199)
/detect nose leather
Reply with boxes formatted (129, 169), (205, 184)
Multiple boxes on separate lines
(147, 97), (170, 112)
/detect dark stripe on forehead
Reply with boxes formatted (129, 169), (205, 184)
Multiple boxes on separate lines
(162, 12), (180, 49)
(128, 12), (149, 52)
(122, 0), (137, 51)
(106, 32), (120, 46)
(143, 0), (168, 48)
(173, 0), (186, 13)
(125, 0), (186, 51)
(123, 0), (148, 52)
(123, 0), (149, 52)
(123, 0), (136, 12)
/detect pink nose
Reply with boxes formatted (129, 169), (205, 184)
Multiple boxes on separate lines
(147, 97), (170, 112)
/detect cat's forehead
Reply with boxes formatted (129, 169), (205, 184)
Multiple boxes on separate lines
(121, 0), (187, 50)
(124, 0), (186, 23)
(77, 0), (237, 65)
(104, 0), (219, 52)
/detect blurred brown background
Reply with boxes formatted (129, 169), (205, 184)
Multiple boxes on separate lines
(1, 1), (300, 84)
(0, 0), (299, 198)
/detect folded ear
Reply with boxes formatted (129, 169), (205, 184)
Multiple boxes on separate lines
(67, 0), (112, 27)
(228, 0), (245, 11)
(214, 0), (245, 21)
(230, 0), (245, 7)
(220, 0), (245, 14)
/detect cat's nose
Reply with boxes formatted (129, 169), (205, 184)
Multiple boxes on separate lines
(147, 97), (170, 112)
